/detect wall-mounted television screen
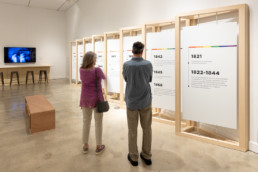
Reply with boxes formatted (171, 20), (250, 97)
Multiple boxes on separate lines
(4, 47), (36, 63)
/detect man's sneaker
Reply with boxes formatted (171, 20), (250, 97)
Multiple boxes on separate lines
(82, 146), (88, 154)
(140, 153), (152, 165)
(96, 145), (105, 155)
(127, 154), (138, 166)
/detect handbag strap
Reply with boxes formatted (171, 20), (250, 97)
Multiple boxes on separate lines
(95, 68), (100, 101)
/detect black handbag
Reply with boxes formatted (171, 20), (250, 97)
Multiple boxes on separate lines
(95, 68), (109, 113)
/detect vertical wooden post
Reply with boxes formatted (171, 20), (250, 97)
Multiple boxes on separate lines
(156, 26), (161, 32)
(120, 30), (124, 108)
(69, 42), (72, 85)
(117, 33), (121, 100)
(142, 24), (146, 60)
(185, 19), (190, 26)
(238, 4), (249, 151)
(175, 16), (181, 134)
(104, 34), (108, 98)
(151, 26), (155, 32)
(92, 36), (95, 52)
(83, 39), (86, 56)
(76, 41), (78, 85)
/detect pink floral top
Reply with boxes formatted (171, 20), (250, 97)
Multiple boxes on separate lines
(80, 67), (105, 108)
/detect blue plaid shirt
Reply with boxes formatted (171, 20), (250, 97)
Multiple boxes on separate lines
(123, 57), (153, 110)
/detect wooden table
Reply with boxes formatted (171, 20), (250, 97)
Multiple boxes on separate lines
(0, 65), (50, 85)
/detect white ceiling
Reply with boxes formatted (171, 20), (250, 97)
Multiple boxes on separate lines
(0, 0), (79, 11)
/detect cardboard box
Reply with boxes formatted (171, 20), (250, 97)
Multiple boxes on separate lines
(25, 95), (55, 134)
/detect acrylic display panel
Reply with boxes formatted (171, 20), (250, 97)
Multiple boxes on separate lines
(107, 39), (120, 93)
(146, 29), (175, 111)
(181, 22), (238, 129)
(85, 42), (93, 53)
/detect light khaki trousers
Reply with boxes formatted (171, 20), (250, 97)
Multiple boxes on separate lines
(127, 103), (152, 161)
(82, 107), (103, 146)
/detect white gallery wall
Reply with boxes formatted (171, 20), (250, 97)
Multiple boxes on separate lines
(65, 0), (258, 153)
(0, 3), (66, 79)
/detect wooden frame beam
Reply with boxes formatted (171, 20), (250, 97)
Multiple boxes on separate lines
(142, 20), (178, 124)
(175, 4), (249, 151)
(83, 37), (92, 44)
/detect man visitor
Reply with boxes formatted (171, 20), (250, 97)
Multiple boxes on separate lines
(123, 41), (153, 166)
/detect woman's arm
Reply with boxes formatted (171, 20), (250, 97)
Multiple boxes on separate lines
(97, 67), (106, 80)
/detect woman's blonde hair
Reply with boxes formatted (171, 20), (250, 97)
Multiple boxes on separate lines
(81, 51), (96, 69)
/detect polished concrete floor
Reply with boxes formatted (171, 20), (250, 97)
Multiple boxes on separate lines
(1, 79), (258, 172)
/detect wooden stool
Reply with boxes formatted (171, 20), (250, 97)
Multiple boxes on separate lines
(38, 70), (48, 83)
(0, 72), (4, 85)
(10, 71), (20, 86)
(26, 71), (35, 85)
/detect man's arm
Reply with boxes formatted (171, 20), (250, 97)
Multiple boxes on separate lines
(122, 64), (127, 82)
(149, 63), (153, 82)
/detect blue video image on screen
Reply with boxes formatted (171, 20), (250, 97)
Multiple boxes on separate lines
(7, 48), (35, 63)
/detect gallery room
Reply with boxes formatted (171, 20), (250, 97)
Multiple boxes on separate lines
(0, 0), (258, 171)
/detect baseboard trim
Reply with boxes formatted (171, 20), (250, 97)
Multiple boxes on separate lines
(249, 141), (258, 153)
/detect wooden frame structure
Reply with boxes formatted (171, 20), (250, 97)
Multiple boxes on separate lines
(119, 26), (143, 108)
(104, 31), (121, 102)
(175, 4), (249, 151)
(69, 41), (76, 85)
(142, 20), (175, 125)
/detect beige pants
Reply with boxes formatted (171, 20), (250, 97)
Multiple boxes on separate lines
(82, 107), (103, 146)
(127, 103), (152, 161)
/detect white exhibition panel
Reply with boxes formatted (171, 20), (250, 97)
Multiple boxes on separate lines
(123, 35), (142, 93)
(146, 29), (175, 111)
(85, 43), (93, 53)
(77, 44), (84, 82)
(72, 44), (77, 81)
(107, 39), (120, 93)
(95, 41), (105, 87)
(181, 22), (238, 129)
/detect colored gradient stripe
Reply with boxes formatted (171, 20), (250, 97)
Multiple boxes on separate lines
(97, 51), (104, 53)
(189, 45), (237, 48)
(152, 48), (175, 50)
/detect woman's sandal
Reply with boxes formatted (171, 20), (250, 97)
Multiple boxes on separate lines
(95, 145), (105, 155)
(82, 145), (89, 154)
